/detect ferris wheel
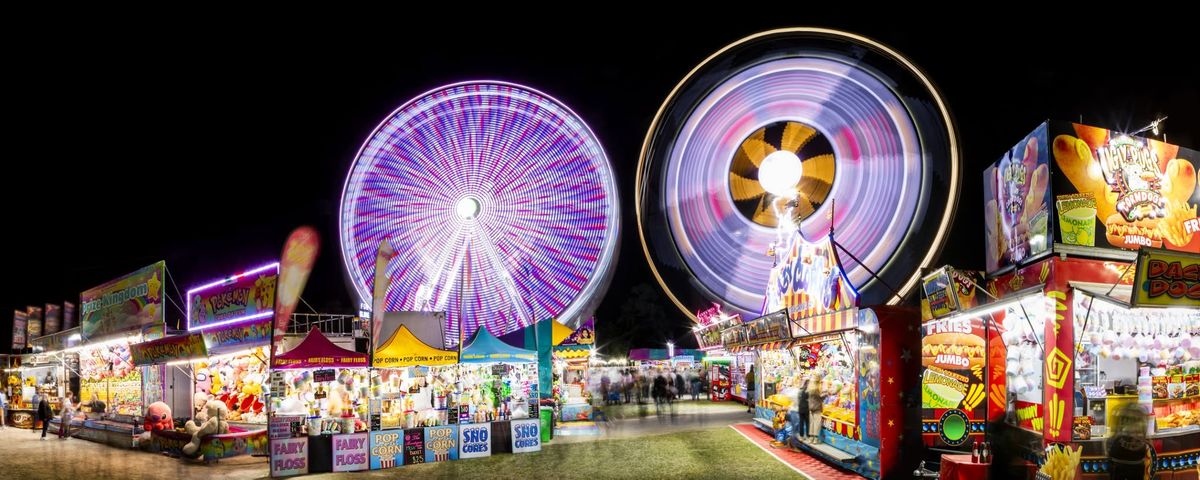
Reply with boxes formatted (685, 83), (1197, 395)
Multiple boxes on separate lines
(340, 81), (619, 346)
(637, 28), (961, 319)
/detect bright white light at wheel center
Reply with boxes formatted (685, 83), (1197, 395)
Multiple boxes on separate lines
(758, 150), (803, 197)
(456, 197), (481, 220)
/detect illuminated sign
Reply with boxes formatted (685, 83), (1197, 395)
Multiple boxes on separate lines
(1132, 248), (1200, 306)
(187, 263), (278, 331)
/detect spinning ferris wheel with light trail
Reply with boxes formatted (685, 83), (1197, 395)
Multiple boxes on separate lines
(637, 28), (961, 319)
(340, 81), (619, 346)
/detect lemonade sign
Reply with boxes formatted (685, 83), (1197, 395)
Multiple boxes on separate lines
(1057, 193), (1097, 246)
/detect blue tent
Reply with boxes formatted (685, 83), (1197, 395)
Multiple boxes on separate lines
(461, 327), (536, 363)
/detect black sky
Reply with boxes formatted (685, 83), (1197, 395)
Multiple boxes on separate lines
(4, 14), (1197, 353)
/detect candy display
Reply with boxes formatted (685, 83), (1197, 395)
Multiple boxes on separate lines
(273, 368), (369, 434)
(1001, 298), (1047, 406)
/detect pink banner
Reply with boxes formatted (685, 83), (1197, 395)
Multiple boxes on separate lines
(274, 227), (320, 338)
(371, 239), (395, 343)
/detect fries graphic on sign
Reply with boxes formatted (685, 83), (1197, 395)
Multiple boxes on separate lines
(1047, 392), (1066, 437)
(963, 383), (986, 411)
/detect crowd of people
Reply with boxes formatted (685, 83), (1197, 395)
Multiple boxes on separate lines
(593, 366), (707, 406)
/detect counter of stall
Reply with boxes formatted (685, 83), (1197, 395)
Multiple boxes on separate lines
(358, 327), (541, 474)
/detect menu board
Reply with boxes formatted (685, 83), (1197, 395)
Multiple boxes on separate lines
(271, 415), (304, 439)
(314, 369), (336, 383)
(920, 315), (988, 447)
(403, 428), (425, 465)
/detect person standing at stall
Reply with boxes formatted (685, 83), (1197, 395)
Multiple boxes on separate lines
(36, 395), (52, 440)
(793, 375), (811, 445)
(806, 375), (822, 442)
(745, 366), (756, 413)
(1107, 404), (1152, 479)
(58, 394), (78, 439)
(673, 370), (685, 403)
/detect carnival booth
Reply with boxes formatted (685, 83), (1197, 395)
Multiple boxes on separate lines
(985, 254), (1200, 478)
(120, 264), (278, 462)
(723, 233), (918, 480)
(372, 325), (459, 430)
(64, 262), (173, 448)
(459, 327), (542, 455)
(552, 319), (596, 423)
(185, 262), (278, 426)
(973, 121), (1200, 478)
(9, 354), (68, 429)
(269, 328), (370, 475)
(702, 357), (732, 402)
(366, 324), (458, 470)
(692, 304), (741, 402)
(917, 266), (998, 454)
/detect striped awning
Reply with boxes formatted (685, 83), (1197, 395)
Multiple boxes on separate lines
(790, 308), (858, 337)
(729, 340), (791, 352)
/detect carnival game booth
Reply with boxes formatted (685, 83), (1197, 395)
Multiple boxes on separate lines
(726, 232), (918, 480)
(130, 331), (273, 463)
(269, 328), (370, 475)
(692, 304), (742, 402)
(458, 327), (542, 456)
(185, 262), (278, 427)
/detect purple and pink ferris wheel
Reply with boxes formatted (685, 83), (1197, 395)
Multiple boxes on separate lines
(339, 81), (619, 347)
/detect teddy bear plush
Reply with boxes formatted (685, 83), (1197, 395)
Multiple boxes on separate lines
(182, 400), (230, 457)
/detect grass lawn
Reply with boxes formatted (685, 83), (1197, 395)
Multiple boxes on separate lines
(331, 426), (800, 479)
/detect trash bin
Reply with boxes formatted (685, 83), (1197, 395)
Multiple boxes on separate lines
(539, 407), (553, 443)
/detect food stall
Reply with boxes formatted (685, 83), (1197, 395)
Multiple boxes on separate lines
(9, 354), (67, 429)
(371, 325), (458, 430)
(270, 328), (370, 475)
(367, 323), (459, 469)
(918, 266), (1001, 451)
(459, 327), (541, 455)
(978, 121), (1199, 477)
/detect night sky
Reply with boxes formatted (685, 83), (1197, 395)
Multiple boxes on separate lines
(4, 15), (1197, 353)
